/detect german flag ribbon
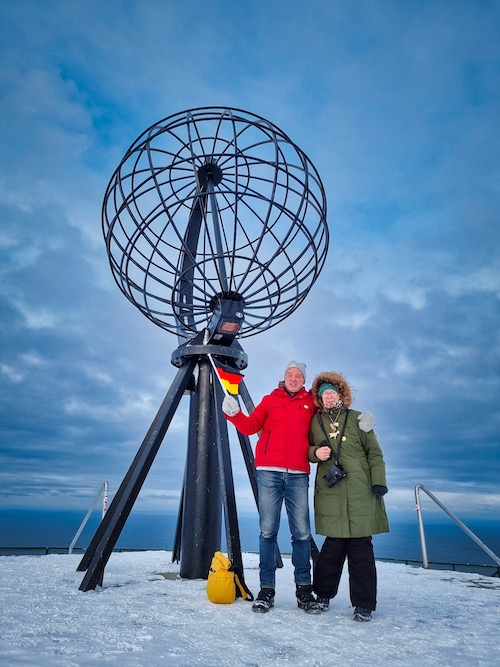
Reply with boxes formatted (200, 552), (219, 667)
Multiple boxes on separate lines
(208, 355), (244, 395)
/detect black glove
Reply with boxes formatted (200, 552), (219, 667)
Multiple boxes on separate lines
(372, 485), (388, 500)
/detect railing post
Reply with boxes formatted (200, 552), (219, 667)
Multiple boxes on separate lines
(69, 482), (109, 555)
(414, 483), (500, 569)
(414, 484), (429, 568)
(102, 481), (108, 518)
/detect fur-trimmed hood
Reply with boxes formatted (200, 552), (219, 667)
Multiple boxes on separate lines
(311, 371), (353, 410)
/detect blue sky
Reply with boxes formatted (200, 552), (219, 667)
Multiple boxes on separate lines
(1, 0), (499, 523)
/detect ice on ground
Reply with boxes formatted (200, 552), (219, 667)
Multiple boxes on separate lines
(0, 551), (498, 666)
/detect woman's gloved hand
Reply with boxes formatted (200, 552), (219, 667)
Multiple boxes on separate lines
(357, 412), (375, 432)
(372, 485), (388, 500)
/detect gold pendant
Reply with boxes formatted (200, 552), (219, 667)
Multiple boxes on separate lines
(328, 420), (340, 438)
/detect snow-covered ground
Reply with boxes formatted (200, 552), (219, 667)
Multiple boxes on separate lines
(0, 551), (498, 666)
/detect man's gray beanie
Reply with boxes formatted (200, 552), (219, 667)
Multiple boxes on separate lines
(285, 361), (306, 382)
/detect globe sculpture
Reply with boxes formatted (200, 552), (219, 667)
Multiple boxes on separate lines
(78, 107), (329, 592)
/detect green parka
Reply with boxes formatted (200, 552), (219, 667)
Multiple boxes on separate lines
(308, 371), (389, 538)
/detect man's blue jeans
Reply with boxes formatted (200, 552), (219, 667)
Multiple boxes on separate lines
(257, 469), (312, 589)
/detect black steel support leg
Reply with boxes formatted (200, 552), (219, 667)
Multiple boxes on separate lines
(213, 380), (245, 575)
(179, 359), (222, 578)
(77, 358), (197, 591)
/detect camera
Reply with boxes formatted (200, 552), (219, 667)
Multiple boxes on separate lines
(324, 463), (347, 487)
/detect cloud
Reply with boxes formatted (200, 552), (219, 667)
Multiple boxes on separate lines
(0, 0), (498, 522)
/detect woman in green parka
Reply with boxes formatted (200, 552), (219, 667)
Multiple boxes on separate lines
(308, 371), (389, 622)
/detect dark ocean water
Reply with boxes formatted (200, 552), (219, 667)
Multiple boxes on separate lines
(1, 508), (499, 569)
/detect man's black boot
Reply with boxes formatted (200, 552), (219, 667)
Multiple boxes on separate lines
(252, 588), (275, 613)
(296, 585), (321, 614)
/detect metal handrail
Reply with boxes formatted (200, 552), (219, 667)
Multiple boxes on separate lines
(69, 481), (108, 554)
(414, 483), (500, 568)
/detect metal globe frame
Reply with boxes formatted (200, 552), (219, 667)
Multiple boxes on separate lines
(102, 107), (328, 339)
(78, 108), (328, 592)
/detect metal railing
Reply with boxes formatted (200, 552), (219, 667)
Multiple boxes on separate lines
(414, 483), (500, 569)
(69, 481), (108, 554)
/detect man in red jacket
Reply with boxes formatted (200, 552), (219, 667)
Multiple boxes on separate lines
(222, 361), (320, 614)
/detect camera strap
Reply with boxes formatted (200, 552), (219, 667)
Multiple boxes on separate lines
(317, 409), (349, 463)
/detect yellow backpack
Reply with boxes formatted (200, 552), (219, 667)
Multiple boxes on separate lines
(206, 551), (254, 604)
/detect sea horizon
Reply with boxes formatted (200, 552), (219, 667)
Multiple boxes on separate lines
(1, 508), (499, 571)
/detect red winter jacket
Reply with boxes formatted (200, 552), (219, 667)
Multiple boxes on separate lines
(226, 386), (316, 472)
